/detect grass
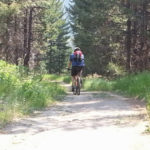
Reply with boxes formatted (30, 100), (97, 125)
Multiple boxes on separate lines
(83, 72), (150, 109)
(83, 78), (113, 91)
(43, 74), (64, 82)
(113, 72), (150, 100)
(43, 74), (71, 83)
(0, 61), (66, 127)
(63, 76), (72, 83)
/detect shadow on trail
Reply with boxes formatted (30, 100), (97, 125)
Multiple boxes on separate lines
(2, 91), (147, 135)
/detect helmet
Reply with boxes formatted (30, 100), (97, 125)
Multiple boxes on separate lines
(74, 47), (80, 52)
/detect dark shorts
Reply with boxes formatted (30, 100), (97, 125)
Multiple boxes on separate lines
(71, 66), (83, 76)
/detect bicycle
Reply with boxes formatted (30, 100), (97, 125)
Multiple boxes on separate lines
(67, 68), (82, 95)
(73, 75), (82, 95)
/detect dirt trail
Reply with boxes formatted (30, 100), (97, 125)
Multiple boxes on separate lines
(0, 91), (150, 150)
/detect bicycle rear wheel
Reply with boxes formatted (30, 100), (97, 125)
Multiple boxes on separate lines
(76, 78), (80, 95)
(72, 86), (76, 95)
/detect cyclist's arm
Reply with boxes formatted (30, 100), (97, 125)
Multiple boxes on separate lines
(68, 61), (72, 68)
(68, 55), (72, 68)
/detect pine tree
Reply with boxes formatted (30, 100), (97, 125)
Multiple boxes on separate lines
(69, 0), (150, 75)
(69, 0), (114, 75)
(43, 0), (70, 74)
(0, 0), (70, 72)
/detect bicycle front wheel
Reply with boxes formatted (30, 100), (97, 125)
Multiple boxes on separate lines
(76, 78), (80, 95)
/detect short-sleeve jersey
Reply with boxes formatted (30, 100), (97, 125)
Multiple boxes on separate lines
(70, 52), (85, 67)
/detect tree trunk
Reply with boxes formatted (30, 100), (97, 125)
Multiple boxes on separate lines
(142, 0), (148, 70)
(14, 16), (19, 65)
(126, 18), (132, 72)
(23, 9), (28, 59)
(126, 0), (132, 72)
(24, 8), (33, 67)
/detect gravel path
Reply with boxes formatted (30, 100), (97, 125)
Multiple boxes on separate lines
(0, 91), (150, 150)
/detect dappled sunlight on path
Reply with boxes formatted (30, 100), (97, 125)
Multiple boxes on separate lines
(0, 91), (150, 150)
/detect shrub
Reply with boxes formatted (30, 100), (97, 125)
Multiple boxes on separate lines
(83, 78), (113, 91)
(0, 61), (66, 126)
(83, 72), (150, 109)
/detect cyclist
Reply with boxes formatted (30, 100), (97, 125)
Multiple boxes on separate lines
(68, 47), (85, 92)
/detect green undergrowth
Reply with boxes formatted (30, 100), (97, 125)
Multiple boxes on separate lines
(113, 72), (150, 106)
(83, 78), (113, 91)
(0, 61), (66, 127)
(83, 72), (150, 109)
(43, 74), (71, 83)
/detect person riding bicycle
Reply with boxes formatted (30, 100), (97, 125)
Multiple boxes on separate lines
(68, 47), (85, 91)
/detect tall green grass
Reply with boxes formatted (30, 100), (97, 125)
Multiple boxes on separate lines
(83, 78), (113, 91)
(43, 74), (64, 82)
(43, 74), (71, 83)
(113, 72), (150, 101)
(0, 60), (66, 127)
(83, 72), (150, 107)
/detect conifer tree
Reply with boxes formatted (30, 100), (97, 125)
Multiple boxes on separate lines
(69, 0), (150, 75)
(0, 0), (70, 72)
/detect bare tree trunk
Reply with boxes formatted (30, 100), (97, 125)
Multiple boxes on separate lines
(24, 8), (33, 67)
(23, 9), (28, 59)
(14, 16), (19, 65)
(5, 18), (10, 62)
(126, 18), (132, 72)
(142, 0), (149, 70)
(125, 0), (132, 72)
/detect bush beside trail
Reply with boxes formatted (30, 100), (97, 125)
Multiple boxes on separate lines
(42, 74), (71, 83)
(83, 72), (150, 109)
(0, 61), (66, 127)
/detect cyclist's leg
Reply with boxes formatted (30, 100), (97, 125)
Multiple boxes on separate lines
(75, 75), (78, 87)
(77, 66), (83, 85)
(80, 67), (83, 85)
(75, 74), (80, 95)
(71, 67), (78, 91)
(71, 67), (75, 91)
(71, 76), (75, 91)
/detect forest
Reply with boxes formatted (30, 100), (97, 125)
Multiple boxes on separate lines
(0, 0), (150, 76)
(0, 0), (70, 74)
(69, 0), (150, 76)
(1, 0), (150, 125)
(1, 1), (150, 148)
